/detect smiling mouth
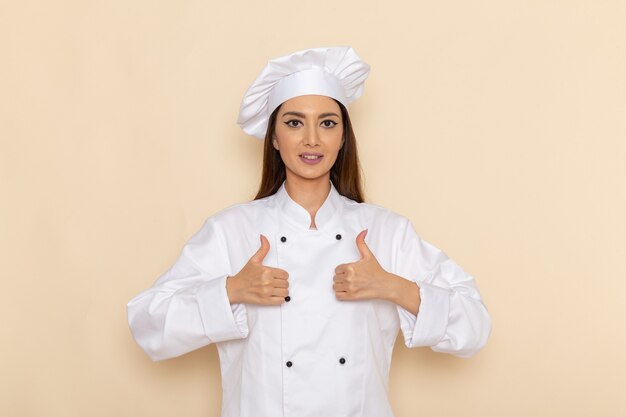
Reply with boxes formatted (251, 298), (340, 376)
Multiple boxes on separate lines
(298, 153), (324, 165)
(300, 153), (323, 160)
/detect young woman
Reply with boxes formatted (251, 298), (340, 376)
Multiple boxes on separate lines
(127, 46), (491, 417)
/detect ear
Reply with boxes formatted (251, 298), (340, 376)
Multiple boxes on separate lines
(272, 137), (279, 151)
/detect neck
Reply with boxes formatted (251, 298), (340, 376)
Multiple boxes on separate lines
(284, 174), (331, 228)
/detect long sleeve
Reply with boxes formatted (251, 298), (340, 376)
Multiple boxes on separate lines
(393, 217), (491, 358)
(126, 217), (249, 361)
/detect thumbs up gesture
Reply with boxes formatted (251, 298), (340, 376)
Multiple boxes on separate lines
(226, 234), (290, 306)
(333, 229), (395, 301)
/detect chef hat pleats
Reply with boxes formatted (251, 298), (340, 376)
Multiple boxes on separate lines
(236, 46), (370, 140)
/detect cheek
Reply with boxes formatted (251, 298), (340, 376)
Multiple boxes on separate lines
(274, 127), (299, 146)
(323, 130), (344, 152)
(273, 137), (298, 159)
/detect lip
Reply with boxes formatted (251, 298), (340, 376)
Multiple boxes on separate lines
(299, 153), (324, 165)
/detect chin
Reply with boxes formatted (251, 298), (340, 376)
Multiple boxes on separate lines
(289, 169), (331, 182)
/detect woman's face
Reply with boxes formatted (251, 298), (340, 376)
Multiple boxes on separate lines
(272, 95), (344, 184)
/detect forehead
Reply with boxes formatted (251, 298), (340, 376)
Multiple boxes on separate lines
(279, 95), (341, 114)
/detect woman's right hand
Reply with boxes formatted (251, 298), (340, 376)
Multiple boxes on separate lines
(225, 234), (290, 306)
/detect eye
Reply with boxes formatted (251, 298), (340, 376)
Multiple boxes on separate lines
(321, 120), (338, 128)
(285, 120), (302, 128)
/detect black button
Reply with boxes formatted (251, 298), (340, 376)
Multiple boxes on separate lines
(285, 296), (291, 302)
(286, 361), (293, 367)
(336, 234), (342, 240)
(280, 236), (287, 242)
(339, 357), (346, 364)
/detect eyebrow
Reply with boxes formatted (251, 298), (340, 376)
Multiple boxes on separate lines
(281, 111), (341, 119)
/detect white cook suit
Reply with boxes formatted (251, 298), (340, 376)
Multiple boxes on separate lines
(126, 179), (492, 417)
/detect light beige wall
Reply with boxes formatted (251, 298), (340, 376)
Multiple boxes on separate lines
(2, 1), (625, 416)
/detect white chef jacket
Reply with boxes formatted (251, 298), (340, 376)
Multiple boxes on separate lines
(126, 179), (491, 417)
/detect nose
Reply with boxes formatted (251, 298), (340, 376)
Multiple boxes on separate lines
(303, 125), (321, 147)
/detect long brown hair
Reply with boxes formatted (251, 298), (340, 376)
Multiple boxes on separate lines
(253, 99), (365, 203)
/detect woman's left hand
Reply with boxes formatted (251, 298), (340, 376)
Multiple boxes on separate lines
(333, 229), (397, 301)
(333, 229), (421, 314)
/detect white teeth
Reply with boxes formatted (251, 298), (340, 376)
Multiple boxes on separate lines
(302, 155), (321, 160)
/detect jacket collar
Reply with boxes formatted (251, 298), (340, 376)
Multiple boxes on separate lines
(274, 179), (343, 231)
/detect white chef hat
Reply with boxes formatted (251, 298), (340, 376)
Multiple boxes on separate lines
(236, 46), (370, 139)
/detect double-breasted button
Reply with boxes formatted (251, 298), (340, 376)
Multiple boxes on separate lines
(284, 296), (291, 302)
(286, 361), (293, 367)
(339, 357), (346, 364)
(336, 234), (342, 240)
(280, 236), (287, 242)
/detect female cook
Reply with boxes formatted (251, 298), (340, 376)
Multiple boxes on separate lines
(127, 46), (492, 417)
